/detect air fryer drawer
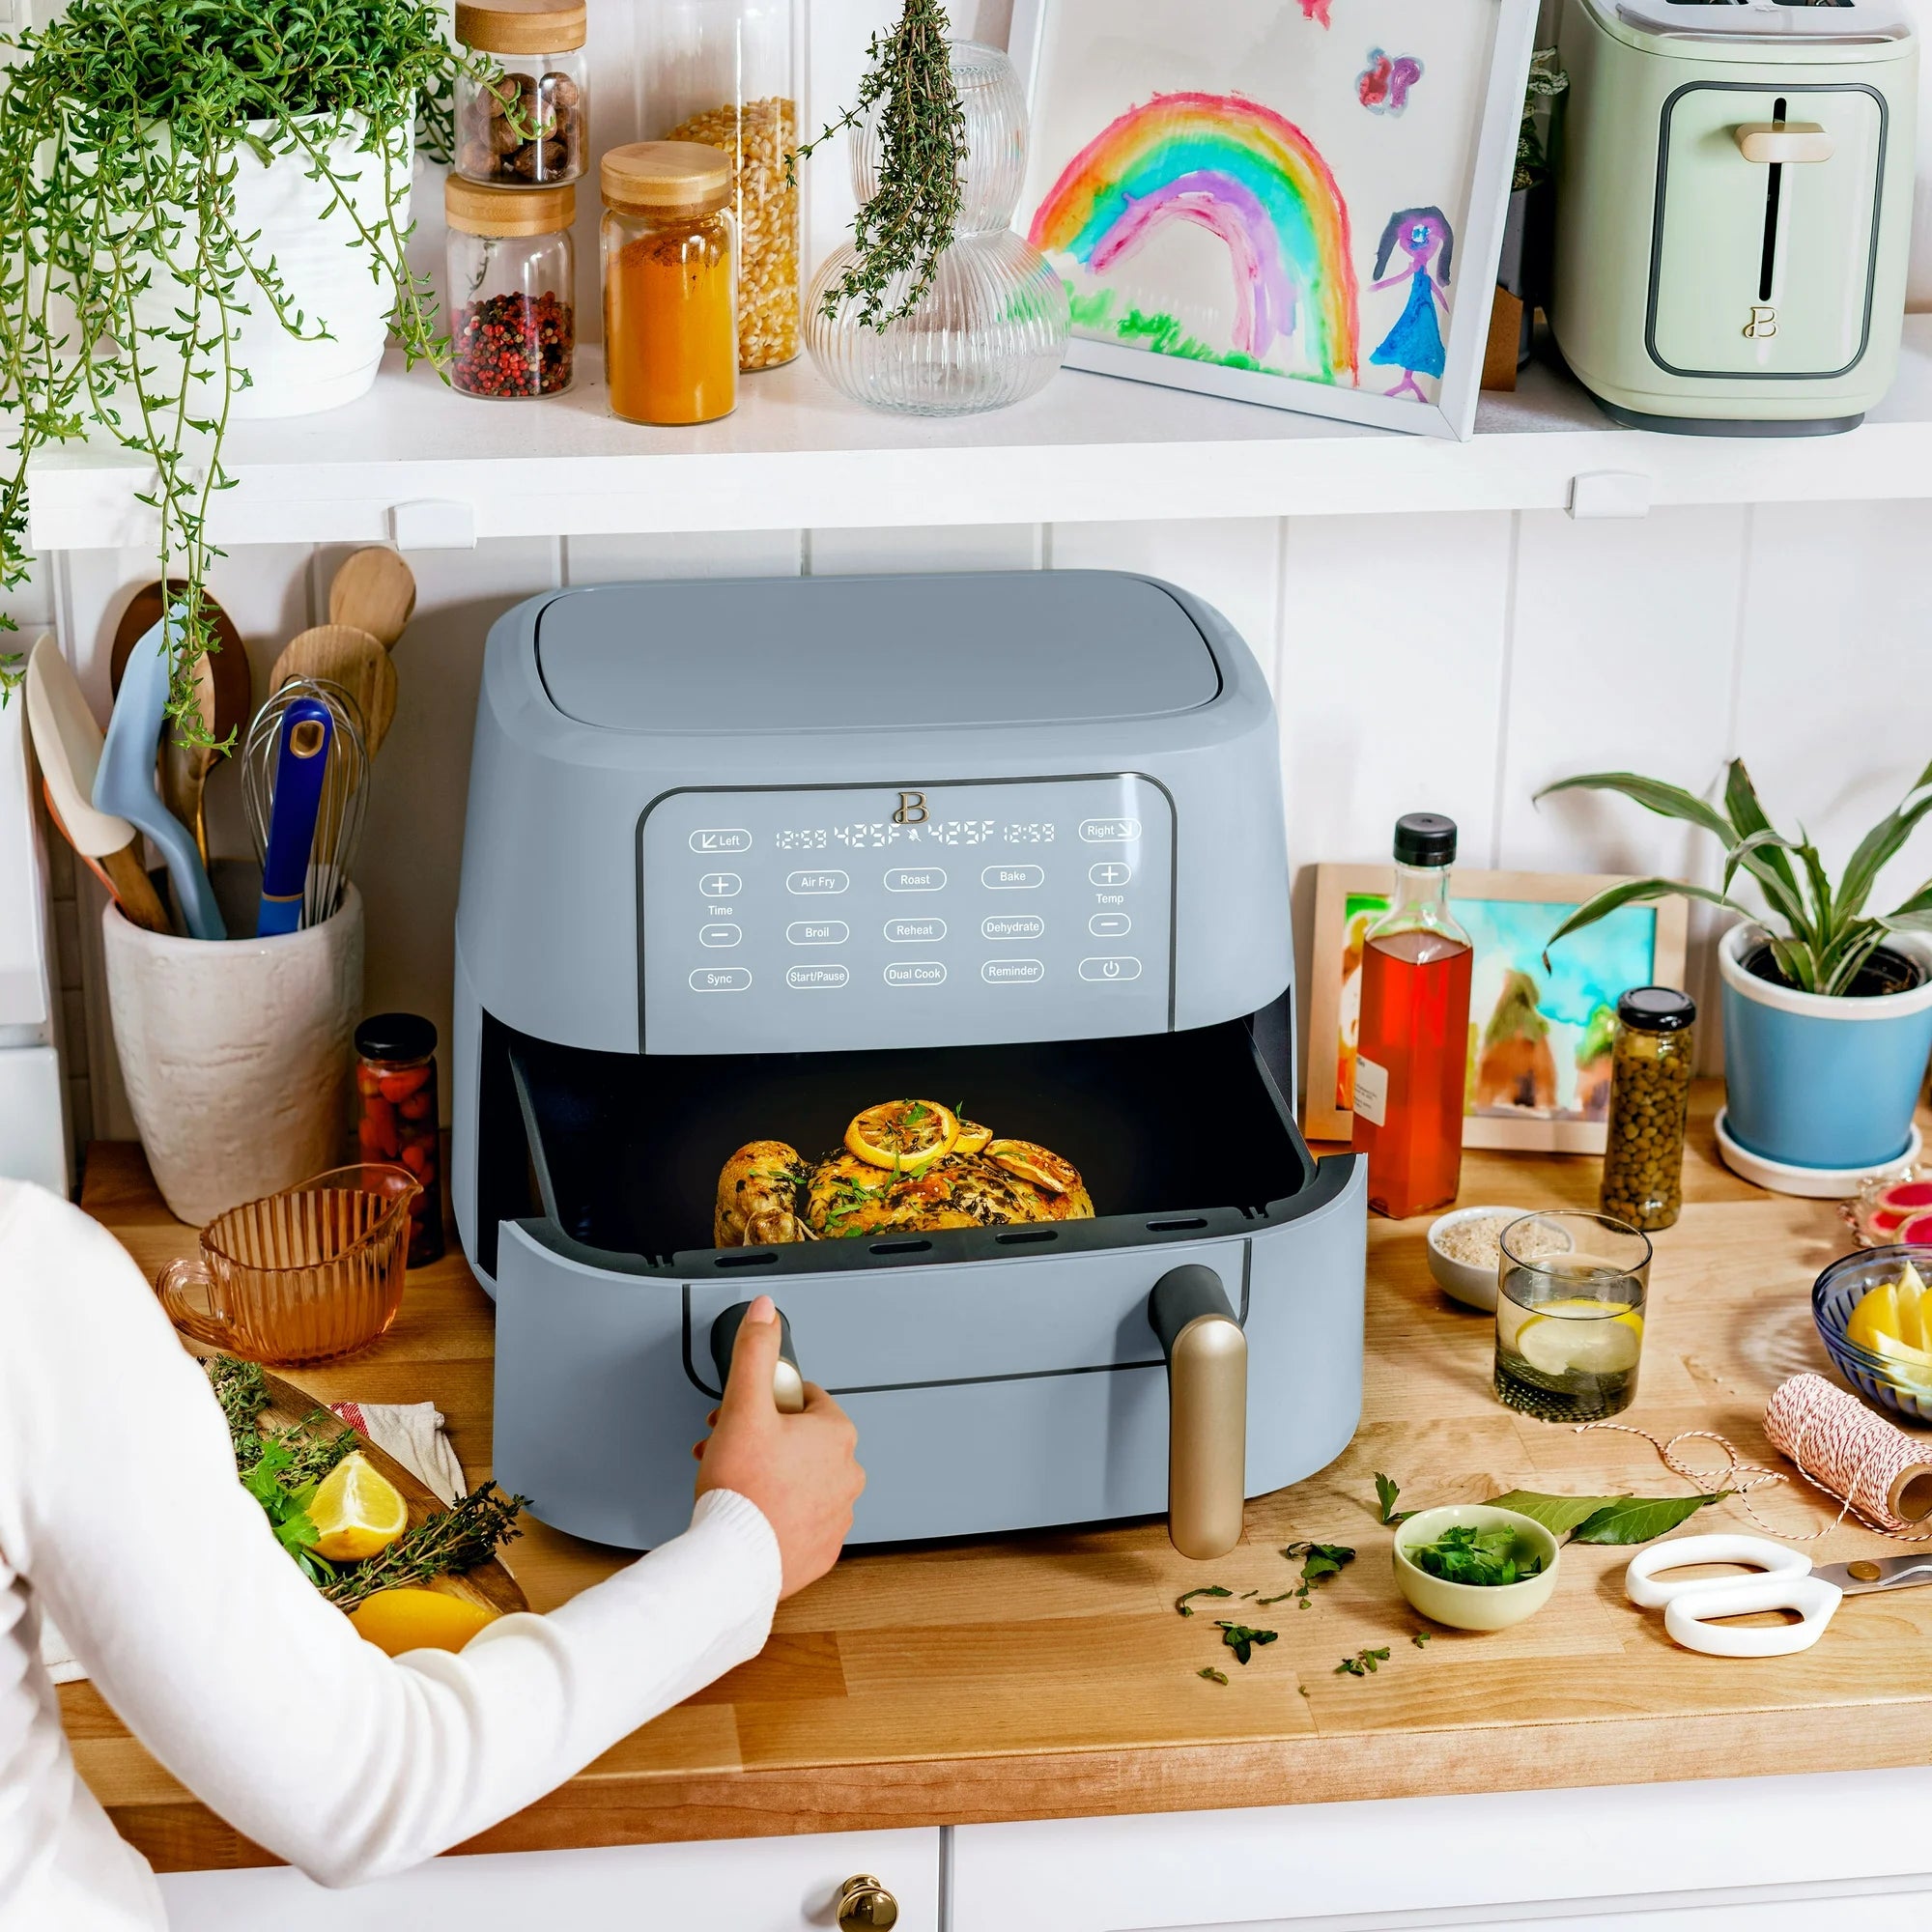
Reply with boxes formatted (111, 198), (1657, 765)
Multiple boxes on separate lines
(1651, 82), (1885, 378)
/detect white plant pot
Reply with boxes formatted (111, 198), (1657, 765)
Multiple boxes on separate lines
(130, 116), (409, 419)
(102, 888), (365, 1226)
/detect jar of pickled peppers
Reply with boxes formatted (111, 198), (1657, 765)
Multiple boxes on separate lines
(1599, 987), (1696, 1233)
(355, 1012), (443, 1267)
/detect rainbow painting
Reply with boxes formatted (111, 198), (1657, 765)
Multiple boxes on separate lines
(1027, 92), (1360, 384)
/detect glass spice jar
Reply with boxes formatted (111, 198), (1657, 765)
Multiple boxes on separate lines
(646, 0), (799, 371)
(601, 142), (738, 425)
(1599, 987), (1697, 1234)
(355, 1012), (444, 1268)
(454, 0), (588, 187)
(445, 178), (576, 399)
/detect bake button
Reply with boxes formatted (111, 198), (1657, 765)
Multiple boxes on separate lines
(697, 872), (742, 898)
(884, 917), (948, 944)
(981, 958), (1045, 986)
(885, 867), (947, 893)
(1079, 818), (1142, 843)
(981, 865), (1045, 890)
(785, 963), (850, 991)
(785, 920), (849, 946)
(697, 923), (742, 949)
(689, 967), (752, 993)
(1088, 913), (1131, 938)
(981, 914), (1045, 942)
(1088, 862), (1132, 888)
(786, 869), (850, 895)
(883, 960), (947, 988)
(689, 828), (752, 855)
(1079, 955), (1143, 982)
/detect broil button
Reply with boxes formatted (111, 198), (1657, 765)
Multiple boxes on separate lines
(1079, 955), (1143, 982)
(786, 921), (849, 946)
(689, 967), (752, 992)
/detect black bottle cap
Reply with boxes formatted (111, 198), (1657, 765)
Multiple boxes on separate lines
(1393, 813), (1457, 867)
(355, 1011), (438, 1062)
(1617, 986), (1696, 1033)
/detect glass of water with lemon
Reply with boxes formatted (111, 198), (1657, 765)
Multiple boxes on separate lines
(1495, 1211), (1651, 1421)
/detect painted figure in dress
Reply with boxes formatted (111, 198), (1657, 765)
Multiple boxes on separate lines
(1370, 204), (1452, 402)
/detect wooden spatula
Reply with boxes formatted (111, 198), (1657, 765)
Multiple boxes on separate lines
(269, 624), (397, 757)
(327, 548), (416, 650)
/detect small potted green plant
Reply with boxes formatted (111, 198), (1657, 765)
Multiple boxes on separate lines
(1539, 761), (1932, 1182)
(0, 0), (480, 736)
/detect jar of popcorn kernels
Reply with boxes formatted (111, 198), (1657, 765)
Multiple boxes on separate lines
(646, 0), (799, 370)
(455, 0), (588, 188)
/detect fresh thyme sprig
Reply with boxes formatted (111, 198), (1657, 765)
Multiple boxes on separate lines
(790, 0), (966, 331)
(322, 1483), (528, 1610)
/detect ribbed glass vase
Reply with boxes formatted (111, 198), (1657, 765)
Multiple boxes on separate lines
(805, 42), (1069, 416)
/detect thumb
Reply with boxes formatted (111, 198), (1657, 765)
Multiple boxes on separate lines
(721, 1295), (781, 1419)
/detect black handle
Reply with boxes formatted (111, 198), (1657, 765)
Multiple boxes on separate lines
(709, 1301), (807, 1413)
(1148, 1264), (1237, 1350)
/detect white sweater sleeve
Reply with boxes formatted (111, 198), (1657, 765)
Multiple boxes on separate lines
(0, 1181), (781, 1888)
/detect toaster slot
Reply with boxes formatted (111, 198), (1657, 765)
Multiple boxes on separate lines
(505, 1018), (1318, 1273)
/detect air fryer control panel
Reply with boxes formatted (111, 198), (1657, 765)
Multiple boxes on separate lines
(639, 777), (1173, 1054)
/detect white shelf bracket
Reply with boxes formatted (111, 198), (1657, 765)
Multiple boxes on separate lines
(388, 498), (477, 551)
(1568, 470), (1653, 521)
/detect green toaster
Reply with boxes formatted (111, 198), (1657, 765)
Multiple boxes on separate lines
(1551, 0), (1918, 435)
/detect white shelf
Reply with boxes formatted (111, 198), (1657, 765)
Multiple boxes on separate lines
(27, 317), (1932, 550)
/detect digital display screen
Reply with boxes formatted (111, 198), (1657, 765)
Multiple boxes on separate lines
(772, 821), (1059, 850)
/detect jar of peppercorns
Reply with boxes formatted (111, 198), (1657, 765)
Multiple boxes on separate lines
(454, 0), (587, 187)
(1599, 987), (1696, 1234)
(445, 178), (576, 400)
(355, 1012), (443, 1267)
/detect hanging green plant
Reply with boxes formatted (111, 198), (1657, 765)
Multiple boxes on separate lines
(0, 0), (493, 739)
(791, 0), (966, 331)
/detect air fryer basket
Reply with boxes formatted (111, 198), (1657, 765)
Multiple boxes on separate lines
(506, 1020), (1320, 1276)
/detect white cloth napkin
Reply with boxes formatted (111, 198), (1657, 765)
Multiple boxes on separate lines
(41, 1400), (467, 1686)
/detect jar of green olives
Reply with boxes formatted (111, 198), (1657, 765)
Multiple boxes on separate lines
(1599, 987), (1696, 1232)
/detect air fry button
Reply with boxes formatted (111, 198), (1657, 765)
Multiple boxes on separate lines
(1079, 956), (1142, 982)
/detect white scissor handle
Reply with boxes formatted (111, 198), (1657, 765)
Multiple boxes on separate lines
(1662, 1575), (1843, 1659)
(1624, 1535), (1813, 1608)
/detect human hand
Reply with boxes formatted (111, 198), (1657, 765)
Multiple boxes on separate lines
(695, 1294), (864, 1598)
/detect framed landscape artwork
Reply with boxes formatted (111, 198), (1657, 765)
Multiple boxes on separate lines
(1008, 0), (1539, 440)
(1305, 867), (1691, 1153)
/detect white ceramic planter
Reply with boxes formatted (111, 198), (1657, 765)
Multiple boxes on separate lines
(102, 888), (364, 1226)
(130, 116), (410, 419)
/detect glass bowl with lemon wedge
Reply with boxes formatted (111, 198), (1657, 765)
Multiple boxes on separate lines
(1815, 1248), (1932, 1424)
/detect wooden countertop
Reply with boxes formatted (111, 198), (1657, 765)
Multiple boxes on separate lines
(67, 1087), (1932, 1872)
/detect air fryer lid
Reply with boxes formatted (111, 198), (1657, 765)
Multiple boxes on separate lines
(533, 573), (1223, 733)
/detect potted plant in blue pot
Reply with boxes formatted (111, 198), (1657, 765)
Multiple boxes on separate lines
(1536, 761), (1932, 1191)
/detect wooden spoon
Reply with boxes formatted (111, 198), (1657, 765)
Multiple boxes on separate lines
(327, 548), (416, 650)
(270, 623), (397, 757)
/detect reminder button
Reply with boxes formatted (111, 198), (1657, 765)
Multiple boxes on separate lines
(981, 958), (1045, 985)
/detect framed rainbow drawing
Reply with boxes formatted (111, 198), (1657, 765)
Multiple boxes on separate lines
(1008, 0), (1539, 440)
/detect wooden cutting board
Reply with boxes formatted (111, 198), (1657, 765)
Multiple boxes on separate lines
(214, 1354), (527, 1619)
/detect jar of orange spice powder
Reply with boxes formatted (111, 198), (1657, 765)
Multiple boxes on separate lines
(601, 142), (737, 426)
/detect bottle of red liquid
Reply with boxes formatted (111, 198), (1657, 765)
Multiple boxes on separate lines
(1351, 814), (1473, 1220)
(355, 1012), (443, 1267)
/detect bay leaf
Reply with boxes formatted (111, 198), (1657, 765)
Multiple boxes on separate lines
(1568, 1492), (1728, 1545)
(1485, 1491), (1631, 1538)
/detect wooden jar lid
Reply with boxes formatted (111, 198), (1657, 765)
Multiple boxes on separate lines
(454, 0), (586, 54)
(600, 142), (732, 216)
(446, 176), (576, 236)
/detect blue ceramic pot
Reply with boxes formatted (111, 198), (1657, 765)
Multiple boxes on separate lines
(1720, 924), (1932, 1172)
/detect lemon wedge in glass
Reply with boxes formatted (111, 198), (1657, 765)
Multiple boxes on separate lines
(1515, 1298), (1644, 1378)
(308, 1450), (409, 1563)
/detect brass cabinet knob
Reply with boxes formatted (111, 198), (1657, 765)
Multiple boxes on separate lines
(836, 1874), (899, 1930)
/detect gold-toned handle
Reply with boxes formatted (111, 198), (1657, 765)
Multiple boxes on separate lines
(1167, 1312), (1249, 1561)
(155, 1256), (240, 1352)
(1735, 122), (1833, 164)
(836, 1874), (898, 1930)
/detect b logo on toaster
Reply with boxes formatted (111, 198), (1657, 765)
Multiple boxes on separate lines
(894, 790), (929, 825)
(1744, 304), (1778, 340)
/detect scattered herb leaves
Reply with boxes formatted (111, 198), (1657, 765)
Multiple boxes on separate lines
(1374, 1472), (1413, 1525)
(1279, 1540), (1355, 1608)
(1198, 1666), (1229, 1686)
(1336, 1647), (1391, 1677)
(1255, 1590), (1296, 1606)
(1411, 1630), (1433, 1647)
(1176, 1584), (1234, 1618)
(1408, 1524), (1543, 1587)
(1214, 1622), (1280, 1665)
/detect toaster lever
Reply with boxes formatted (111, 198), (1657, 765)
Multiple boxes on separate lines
(1735, 123), (1833, 165)
(1149, 1266), (1248, 1561)
(709, 1301), (808, 1414)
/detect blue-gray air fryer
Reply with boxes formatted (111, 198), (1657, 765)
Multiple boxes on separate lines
(453, 573), (1366, 1557)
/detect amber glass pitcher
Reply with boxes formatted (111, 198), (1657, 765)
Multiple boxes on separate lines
(155, 1164), (418, 1366)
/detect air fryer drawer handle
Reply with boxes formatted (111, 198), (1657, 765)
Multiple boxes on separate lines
(709, 1301), (807, 1414)
(1735, 123), (1833, 165)
(1149, 1265), (1248, 1561)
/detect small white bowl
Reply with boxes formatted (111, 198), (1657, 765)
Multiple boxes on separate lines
(1393, 1505), (1562, 1632)
(1426, 1206), (1535, 1311)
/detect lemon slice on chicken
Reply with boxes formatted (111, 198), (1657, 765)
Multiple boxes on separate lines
(952, 1119), (993, 1156)
(985, 1138), (1081, 1196)
(844, 1099), (959, 1173)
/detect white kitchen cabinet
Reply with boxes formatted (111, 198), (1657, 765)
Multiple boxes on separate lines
(951, 1772), (1932, 1931)
(157, 1826), (941, 1931)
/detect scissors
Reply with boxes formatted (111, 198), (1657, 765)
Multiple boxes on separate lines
(1625, 1535), (1932, 1658)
